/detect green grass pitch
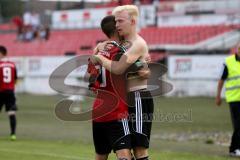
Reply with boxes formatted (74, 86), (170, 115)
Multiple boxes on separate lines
(0, 94), (238, 160)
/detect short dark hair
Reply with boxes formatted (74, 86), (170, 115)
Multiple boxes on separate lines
(101, 15), (116, 38)
(0, 45), (7, 56)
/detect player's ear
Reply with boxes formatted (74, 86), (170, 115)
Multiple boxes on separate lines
(131, 18), (136, 25)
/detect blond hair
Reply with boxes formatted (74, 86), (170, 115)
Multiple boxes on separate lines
(112, 5), (139, 21)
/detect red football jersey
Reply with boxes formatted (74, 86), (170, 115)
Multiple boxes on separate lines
(93, 42), (128, 122)
(0, 61), (17, 91)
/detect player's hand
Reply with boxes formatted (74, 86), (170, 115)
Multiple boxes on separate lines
(94, 41), (112, 54)
(145, 55), (151, 63)
(87, 58), (97, 73)
(138, 67), (151, 79)
(215, 96), (222, 106)
(89, 55), (99, 64)
(94, 42), (104, 54)
(87, 59), (100, 80)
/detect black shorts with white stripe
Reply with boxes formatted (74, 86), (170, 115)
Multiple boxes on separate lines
(92, 119), (131, 154)
(127, 90), (154, 148)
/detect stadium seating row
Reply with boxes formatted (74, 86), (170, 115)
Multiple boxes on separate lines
(0, 25), (237, 56)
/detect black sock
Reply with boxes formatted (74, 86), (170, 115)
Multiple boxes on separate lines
(9, 115), (16, 135)
(136, 157), (149, 160)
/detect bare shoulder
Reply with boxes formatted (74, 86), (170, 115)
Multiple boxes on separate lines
(136, 35), (148, 50)
(138, 35), (147, 44)
(139, 35), (148, 50)
(137, 36), (149, 61)
(134, 35), (146, 45)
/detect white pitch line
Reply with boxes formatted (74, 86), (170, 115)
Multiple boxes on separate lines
(0, 148), (92, 160)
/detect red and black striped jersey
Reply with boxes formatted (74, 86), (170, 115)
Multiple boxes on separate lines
(93, 41), (128, 122)
(0, 60), (17, 91)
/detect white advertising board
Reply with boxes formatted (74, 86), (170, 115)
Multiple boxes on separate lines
(26, 56), (70, 76)
(157, 14), (231, 27)
(7, 57), (26, 77)
(168, 55), (227, 79)
(26, 56), (88, 77)
(52, 8), (113, 29)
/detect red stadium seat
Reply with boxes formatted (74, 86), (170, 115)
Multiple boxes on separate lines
(139, 25), (234, 45)
(0, 25), (236, 57)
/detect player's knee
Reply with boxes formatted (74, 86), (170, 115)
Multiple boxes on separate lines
(133, 147), (148, 159)
(116, 149), (132, 160)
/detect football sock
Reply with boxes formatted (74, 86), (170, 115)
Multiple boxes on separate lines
(9, 115), (16, 135)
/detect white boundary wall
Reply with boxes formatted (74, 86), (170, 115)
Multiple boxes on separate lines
(52, 5), (156, 29)
(8, 55), (229, 97)
(167, 55), (228, 97)
(51, 2), (240, 29)
(7, 56), (87, 95)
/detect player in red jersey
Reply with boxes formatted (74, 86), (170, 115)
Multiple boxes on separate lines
(0, 45), (18, 141)
(88, 15), (132, 160)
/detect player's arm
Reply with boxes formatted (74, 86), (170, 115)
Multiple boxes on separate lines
(216, 80), (224, 106)
(216, 64), (227, 106)
(137, 55), (151, 79)
(14, 66), (18, 84)
(138, 64), (151, 79)
(92, 41), (145, 75)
